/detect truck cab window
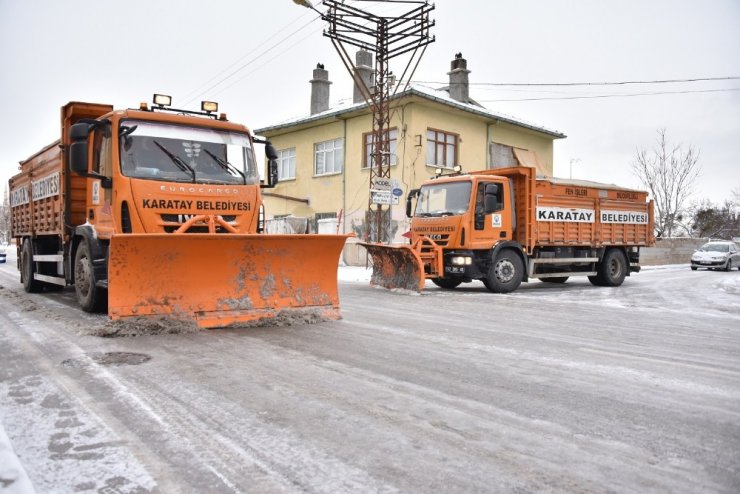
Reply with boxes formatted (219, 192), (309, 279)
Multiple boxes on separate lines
(415, 181), (471, 217)
(118, 120), (259, 185)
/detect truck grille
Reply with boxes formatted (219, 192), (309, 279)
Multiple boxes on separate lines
(160, 214), (236, 234)
(423, 234), (450, 246)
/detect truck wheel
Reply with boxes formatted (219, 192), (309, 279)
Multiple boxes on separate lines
(21, 240), (43, 293)
(588, 275), (603, 286)
(432, 278), (462, 289)
(542, 277), (569, 283)
(74, 242), (105, 313)
(483, 249), (523, 293)
(595, 249), (627, 287)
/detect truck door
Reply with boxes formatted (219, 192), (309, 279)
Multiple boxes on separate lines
(471, 180), (510, 247)
(89, 125), (115, 239)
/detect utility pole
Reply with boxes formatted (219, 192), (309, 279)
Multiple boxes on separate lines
(296, 0), (434, 243)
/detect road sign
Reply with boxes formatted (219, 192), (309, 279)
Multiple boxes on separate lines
(371, 190), (393, 205)
(373, 178), (392, 191)
(392, 187), (403, 197)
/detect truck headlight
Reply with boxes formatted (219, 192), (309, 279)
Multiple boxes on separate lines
(451, 256), (472, 266)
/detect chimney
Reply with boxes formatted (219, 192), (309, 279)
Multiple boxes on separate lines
(448, 52), (470, 103)
(310, 63), (331, 115)
(353, 50), (374, 104)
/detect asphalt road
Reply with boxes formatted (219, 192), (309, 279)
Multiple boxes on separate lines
(1, 251), (739, 493)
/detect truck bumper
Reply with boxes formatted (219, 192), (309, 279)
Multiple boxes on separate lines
(439, 250), (487, 279)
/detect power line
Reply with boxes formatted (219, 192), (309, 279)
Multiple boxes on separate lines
(477, 87), (740, 102)
(181, 0), (405, 107)
(207, 26), (324, 101)
(181, 17), (321, 107)
(179, 13), (313, 104)
(410, 76), (740, 87)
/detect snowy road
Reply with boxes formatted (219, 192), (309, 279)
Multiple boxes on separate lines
(1, 249), (739, 493)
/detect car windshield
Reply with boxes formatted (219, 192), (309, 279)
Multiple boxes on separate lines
(119, 120), (259, 185)
(699, 243), (730, 253)
(415, 181), (472, 217)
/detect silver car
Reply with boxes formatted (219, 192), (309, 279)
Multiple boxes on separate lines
(690, 241), (740, 271)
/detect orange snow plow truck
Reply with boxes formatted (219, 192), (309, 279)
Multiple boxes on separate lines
(363, 165), (654, 293)
(9, 96), (349, 328)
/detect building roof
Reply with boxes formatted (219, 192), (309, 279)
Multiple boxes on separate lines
(254, 83), (566, 139)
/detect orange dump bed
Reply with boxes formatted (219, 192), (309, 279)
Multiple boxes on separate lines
(492, 166), (654, 253)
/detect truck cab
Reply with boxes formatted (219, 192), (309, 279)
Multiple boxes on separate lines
(406, 171), (515, 285)
(67, 100), (272, 240)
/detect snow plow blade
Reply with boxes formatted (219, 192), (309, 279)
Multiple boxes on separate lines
(361, 242), (426, 292)
(108, 234), (350, 329)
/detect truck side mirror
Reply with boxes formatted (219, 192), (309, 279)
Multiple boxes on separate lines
(266, 159), (279, 188)
(266, 142), (279, 188)
(484, 183), (500, 213)
(406, 189), (420, 218)
(265, 142), (278, 161)
(69, 122), (92, 174)
(258, 140), (279, 188)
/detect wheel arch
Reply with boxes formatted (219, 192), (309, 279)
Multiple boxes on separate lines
(490, 241), (528, 281)
(70, 226), (108, 285)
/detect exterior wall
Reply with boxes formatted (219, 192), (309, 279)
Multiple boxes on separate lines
(263, 120), (346, 223)
(261, 96), (558, 250)
(489, 123), (554, 172)
(641, 237), (708, 266)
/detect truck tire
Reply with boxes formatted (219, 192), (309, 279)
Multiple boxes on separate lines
(21, 240), (43, 293)
(483, 249), (523, 293)
(74, 241), (105, 313)
(595, 249), (627, 287)
(542, 277), (569, 283)
(432, 278), (462, 289)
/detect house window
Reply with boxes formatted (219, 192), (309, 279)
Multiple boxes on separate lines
(489, 142), (518, 169)
(426, 128), (458, 168)
(362, 128), (398, 169)
(277, 147), (296, 180)
(315, 138), (344, 176)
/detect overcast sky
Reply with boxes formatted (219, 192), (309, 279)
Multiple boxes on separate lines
(1, 0), (738, 203)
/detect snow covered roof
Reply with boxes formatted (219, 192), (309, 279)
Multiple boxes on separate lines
(254, 83), (566, 139)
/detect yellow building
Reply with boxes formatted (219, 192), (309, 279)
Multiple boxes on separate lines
(254, 53), (565, 250)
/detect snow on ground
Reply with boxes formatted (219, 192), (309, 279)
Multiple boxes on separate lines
(1, 251), (738, 493)
(0, 421), (34, 494)
(337, 266), (373, 283)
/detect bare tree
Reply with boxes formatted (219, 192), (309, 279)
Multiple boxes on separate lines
(689, 198), (740, 239)
(631, 128), (701, 237)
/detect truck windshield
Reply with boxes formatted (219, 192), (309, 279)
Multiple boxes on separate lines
(415, 181), (472, 217)
(119, 120), (259, 185)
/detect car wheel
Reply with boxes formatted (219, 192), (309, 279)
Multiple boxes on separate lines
(690, 266), (697, 271)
